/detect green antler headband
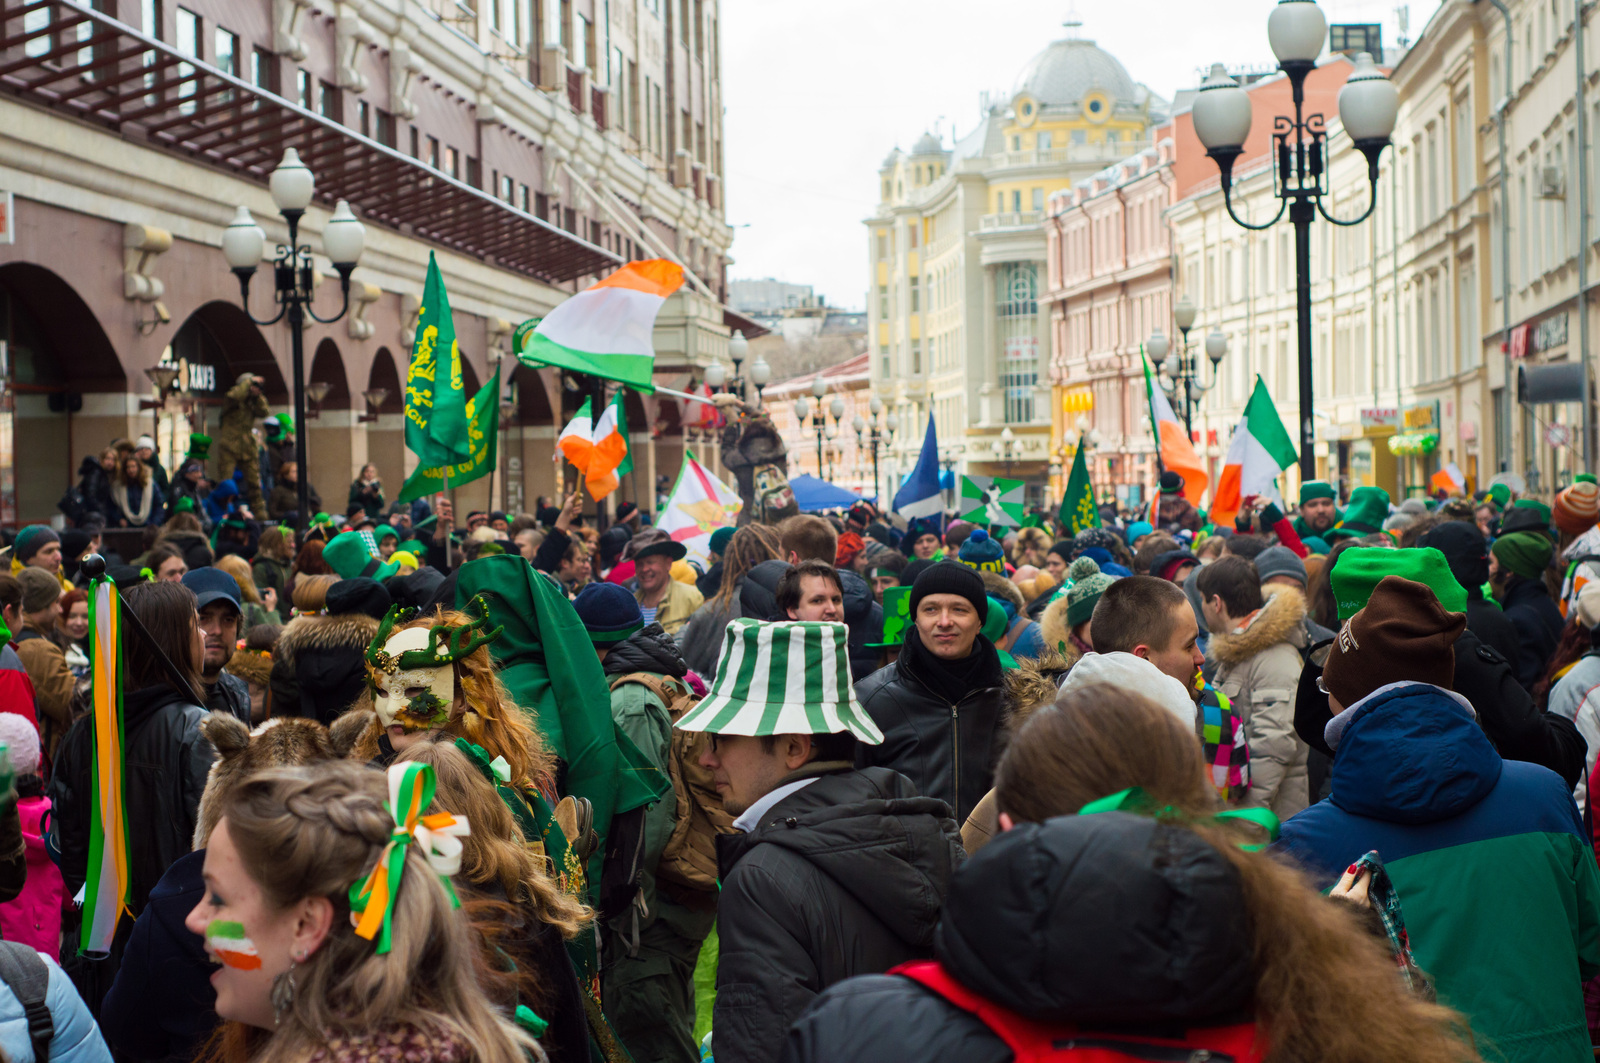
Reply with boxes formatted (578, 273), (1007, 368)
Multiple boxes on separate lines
(365, 596), (504, 674)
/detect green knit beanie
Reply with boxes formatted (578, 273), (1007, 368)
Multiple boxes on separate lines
(1330, 546), (1467, 620)
(1491, 530), (1554, 580)
(1300, 480), (1337, 504)
(1064, 555), (1117, 627)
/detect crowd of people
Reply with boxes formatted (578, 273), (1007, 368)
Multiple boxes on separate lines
(0, 454), (1593, 1063)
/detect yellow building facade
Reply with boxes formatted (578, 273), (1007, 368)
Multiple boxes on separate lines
(866, 32), (1165, 510)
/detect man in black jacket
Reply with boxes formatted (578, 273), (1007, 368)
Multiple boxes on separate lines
(854, 561), (1006, 823)
(677, 618), (962, 1063)
(1294, 544), (1586, 791)
(1418, 521), (1522, 666)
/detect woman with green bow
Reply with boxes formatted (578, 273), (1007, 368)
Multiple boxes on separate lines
(185, 760), (538, 1063)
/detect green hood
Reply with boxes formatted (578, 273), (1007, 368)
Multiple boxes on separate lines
(454, 555), (669, 896)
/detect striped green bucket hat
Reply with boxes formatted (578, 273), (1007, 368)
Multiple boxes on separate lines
(674, 618), (884, 743)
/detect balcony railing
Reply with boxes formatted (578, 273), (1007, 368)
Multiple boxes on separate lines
(979, 211), (1043, 231)
(989, 140), (1154, 170)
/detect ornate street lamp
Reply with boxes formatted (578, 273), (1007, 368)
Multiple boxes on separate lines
(1192, 2), (1397, 475)
(223, 147), (366, 531)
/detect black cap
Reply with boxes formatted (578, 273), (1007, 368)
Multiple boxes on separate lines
(326, 577), (393, 620)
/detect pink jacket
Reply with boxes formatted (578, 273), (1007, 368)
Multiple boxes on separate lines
(0, 795), (63, 953)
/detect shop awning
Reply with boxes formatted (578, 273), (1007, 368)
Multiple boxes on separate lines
(789, 474), (870, 512)
(0, 0), (620, 285)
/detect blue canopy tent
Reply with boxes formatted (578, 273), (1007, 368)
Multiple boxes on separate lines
(789, 474), (871, 512)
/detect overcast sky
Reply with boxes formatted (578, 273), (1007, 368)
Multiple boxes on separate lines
(721, 0), (1440, 311)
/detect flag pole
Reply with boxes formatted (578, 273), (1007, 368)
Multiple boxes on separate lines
(441, 465), (453, 569)
(592, 374), (611, 531)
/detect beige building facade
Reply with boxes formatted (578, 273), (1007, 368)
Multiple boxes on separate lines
(0, 0), (750, 526)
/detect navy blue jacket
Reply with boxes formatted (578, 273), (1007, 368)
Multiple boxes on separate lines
(1499, 576), (1563, 690)
(99, 849), (216, 1062)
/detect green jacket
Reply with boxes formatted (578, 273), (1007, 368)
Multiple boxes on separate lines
(1279, 683), (1600, 1063)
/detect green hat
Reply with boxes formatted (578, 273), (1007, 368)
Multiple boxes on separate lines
(398, 538), (430, 559)
(708, 527), (736, 556)
(867, 586), (911, 649)
(1491, 530), (1555, 580)
(1326, 486), (1391, 539)
(1302, 535), (1331, 555)
(323, 530), (401, 583)
(1300, 480), (1338, 504)
(1065, 556), (1117, 627)
(1487, 483), (1512, 509)
(186, 433), (212, 461)
(1330, 546), (1467, 621)
(674, 619), (884, 742)
(983, 599), (1018, 670)
(375, 523), (399, 544)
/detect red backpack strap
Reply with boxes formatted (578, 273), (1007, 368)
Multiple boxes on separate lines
(893, 961), (1061, 1063)
(893, 961), (1267, 1063)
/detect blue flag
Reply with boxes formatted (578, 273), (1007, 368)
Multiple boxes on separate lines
(893, 415), (944, 519)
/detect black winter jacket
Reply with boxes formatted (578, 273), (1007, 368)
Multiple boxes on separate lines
(1467, 597), (1522, 668)
(51, 684), (213, 914)
(714, 766), (962, 1063)
(853, 631), (1007, 823)
(780, 812), (1255, 1063)
(1500, 575), (1564, 689)
(1294, 625), (1587, 790)
(604, 623), (688, 679)
(99, 848), (216, 1062)
(268, 611), (380, 725)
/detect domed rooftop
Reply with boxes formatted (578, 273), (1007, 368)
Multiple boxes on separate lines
(911, 131), (945, 155)
(881, 146), (903, 169)
(1013, 38), (1138, 106)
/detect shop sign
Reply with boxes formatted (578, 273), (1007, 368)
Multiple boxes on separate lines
(0, 191), (11, 245)
(1402, 402), (1438, 430)
(1535, 313), (1569, 354)
(1360, 407), (1399, 428)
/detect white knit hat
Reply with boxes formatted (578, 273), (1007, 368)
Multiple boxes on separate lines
(0, 712), (42, 775)
(1058, 652), (1197, 728)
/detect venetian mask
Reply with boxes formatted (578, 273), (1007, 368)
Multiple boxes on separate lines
(370, 626), (456, 734)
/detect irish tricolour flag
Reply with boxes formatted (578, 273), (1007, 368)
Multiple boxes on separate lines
(1143, 355), (1208, 506)
(516, 260), (685, 392)
(559, 392), (632, 501)
(1210, 376), (1299, 529)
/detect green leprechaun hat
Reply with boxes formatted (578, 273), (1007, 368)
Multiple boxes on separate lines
(186, 433), (213, 462)
(674, 618), (883, 743)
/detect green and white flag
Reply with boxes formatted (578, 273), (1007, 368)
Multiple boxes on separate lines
(405, 252), (472, 467)
(959, 474), (1024, 527)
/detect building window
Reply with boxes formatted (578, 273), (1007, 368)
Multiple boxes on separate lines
(214, 28), (237, 76)
(1012, 190), (1022, 213)
(912, 340), (922, 374)
(465, 156), (481, 186)
(357, 99), (370, 136)
(1031, 188), (1044, 211)
(428, 136), (440, 169)
(174, 7), (199, 114)
(296, 68), (312, 110)
(518, 184), (530, 211)
(997, 263), (1039, 425)
(252, 46), (275, 93)
(878, 285), (888, 317)
(319, 80), (339, 120)
(376, 109), (395, 147)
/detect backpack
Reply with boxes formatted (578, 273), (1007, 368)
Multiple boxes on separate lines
(895, 960), (1264, 1063)
(0, 940), (54, 1063)
(608, 672), (735, 893)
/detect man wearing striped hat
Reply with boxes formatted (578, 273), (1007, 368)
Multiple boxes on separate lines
(678, 618), (964, 1063)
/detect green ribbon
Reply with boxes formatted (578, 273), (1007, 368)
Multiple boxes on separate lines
(1076, 786), (1279, 852)
(514, 1005), (549, 1038)
(348, 761), (465, 954)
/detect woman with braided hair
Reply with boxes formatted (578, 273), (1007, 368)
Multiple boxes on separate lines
(186, 760), (540, 1063)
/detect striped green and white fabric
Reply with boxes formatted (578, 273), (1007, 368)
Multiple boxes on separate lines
(675, 618), (883, 744)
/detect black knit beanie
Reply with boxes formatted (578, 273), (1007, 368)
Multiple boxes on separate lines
(908, 560), (988, 618)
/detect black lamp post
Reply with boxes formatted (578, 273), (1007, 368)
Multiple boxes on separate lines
(1149, 305), (1229, 436)
(852, 394), (896, 504)
(222, 148), (366, 533)
(1191, 0), (1397, 477)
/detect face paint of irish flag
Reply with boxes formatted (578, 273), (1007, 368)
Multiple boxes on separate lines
(206, 920), (262, 970)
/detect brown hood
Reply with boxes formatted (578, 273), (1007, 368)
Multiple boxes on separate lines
(1206, 585), (1308, 668)
(1039, 592), (1074, 658)
(271, 611), (380, 669)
